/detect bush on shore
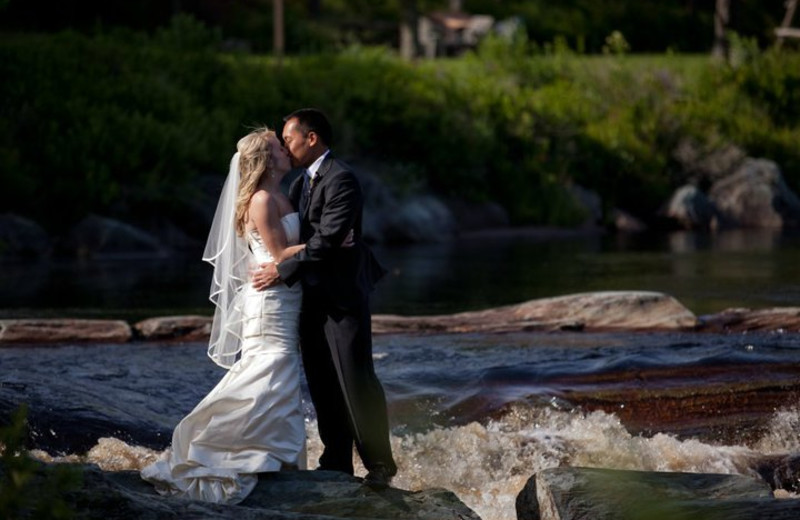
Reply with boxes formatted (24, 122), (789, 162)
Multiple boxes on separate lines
(2, 16), (800, 233)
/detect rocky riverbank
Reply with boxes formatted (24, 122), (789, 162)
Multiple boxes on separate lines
(2, 291), (800, 344)
(518, 465), (800, 520)
(0, 461), (482, 520)
(3, 290), (800, 520)
(3, 460), (798, 520)
(4, 149), (800, 260)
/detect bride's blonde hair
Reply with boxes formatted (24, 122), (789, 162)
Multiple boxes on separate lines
(234, 127), (275, 236)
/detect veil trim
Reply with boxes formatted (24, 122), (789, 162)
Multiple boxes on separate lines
(202, 153), (251, 368)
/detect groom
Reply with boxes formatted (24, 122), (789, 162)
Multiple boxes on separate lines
(252, 108), (397, 488)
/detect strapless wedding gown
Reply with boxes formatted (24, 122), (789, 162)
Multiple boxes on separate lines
(141, 212), (306, 504)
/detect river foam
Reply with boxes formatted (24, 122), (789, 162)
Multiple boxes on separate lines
(30, 404), (800, 520)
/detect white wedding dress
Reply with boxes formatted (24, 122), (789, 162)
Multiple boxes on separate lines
(141, 212), (306, 504)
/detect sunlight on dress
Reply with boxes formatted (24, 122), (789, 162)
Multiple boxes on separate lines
(141, 213), (306, 504)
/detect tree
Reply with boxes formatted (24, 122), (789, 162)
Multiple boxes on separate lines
(712, 0), (730, 59)
(399, 0), (421, 59)
(274, 0), (284, 60)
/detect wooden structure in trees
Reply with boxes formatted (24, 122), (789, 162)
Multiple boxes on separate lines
(775, 0), (800, 48)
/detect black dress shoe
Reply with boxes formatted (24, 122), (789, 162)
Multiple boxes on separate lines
(363, 465), (394, 490)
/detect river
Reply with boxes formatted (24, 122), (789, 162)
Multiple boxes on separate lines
(2, 228), (800, 520)
(3, 228), (800, 319)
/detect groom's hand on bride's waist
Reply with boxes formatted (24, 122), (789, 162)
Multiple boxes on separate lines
(251, 262), (281, 291)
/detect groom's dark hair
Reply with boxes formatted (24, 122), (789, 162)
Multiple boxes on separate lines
(283, 108), (333, 147)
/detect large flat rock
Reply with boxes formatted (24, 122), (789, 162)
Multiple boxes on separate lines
(517, 466), (800, 520)
(5, 462), (481, 520)
(373, 291), (698, 334)
(7, 293), (800, 344)
(133, 315), (211, 341)
(542, 361), (800, 444)
(0, 319), (132, 343)
(697, 307), (800, 333)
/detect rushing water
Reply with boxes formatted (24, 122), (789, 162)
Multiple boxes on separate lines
(3, 228), (800, 519)
(4, 331), (800, 520)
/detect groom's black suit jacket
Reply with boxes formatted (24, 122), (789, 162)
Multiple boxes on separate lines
(277, 152), (386, 309)
(276, 152), (396, 474)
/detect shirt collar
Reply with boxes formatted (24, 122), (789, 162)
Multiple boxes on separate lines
(307, 149), (330, 178)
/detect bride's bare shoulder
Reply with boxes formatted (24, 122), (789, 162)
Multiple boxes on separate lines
(251, 190), (283, 212)
(250, 189), (270, 203)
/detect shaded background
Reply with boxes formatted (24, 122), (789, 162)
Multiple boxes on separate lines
(1, 0), (798, 235)
(2, 0), (800, 321)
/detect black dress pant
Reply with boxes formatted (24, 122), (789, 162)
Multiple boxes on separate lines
(299, 287), (396, 475)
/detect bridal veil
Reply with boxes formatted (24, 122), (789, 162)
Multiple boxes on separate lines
(202, 152), (250, 368)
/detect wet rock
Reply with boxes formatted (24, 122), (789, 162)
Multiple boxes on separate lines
(517, 466), (800, 520)
(373, 291), (698, 334)
(698, 307), (800, 333)
(0, 213), (51, 257)
(10, 300), (800, 345)
(672, 139), (747, 187)
(140, 217), (203, 252)
(444, 198), (510, 232)
(59, 214), (168, 258)
(134, 315), (212, 341)
(566, 184), (603, 227)
(4, 462), (481, 520)
(660, 184), (718, 230)
(753, 454), (800, 493)
(182, 173), (229, 239)
(343, 163), (461, 244)
(245, 470), (481, 520)
(0, 319), (132, 344)
(357, 167), (401, 243)
(547, 361), (800, 444)
(0, 373), (171, 454)
(383, 194), (458, 243)
(709, 158), (800, 228)
(609, 208), (647, 232)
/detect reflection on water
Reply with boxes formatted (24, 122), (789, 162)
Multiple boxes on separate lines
(378, 228), (800, 315)
(2, 229), (800, 319)
(0, 254), (211, 320)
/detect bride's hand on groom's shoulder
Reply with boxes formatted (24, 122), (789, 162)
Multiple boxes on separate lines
(251, 262), (280, 291)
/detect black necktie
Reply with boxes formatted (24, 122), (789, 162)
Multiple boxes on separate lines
(300, 172), (315, 217)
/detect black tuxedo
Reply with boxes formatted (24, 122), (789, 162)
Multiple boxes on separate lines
(277, 152), (396, 476)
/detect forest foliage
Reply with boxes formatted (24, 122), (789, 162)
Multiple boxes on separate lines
(0, 0), (789, 54)
(2, 8), (800, 232)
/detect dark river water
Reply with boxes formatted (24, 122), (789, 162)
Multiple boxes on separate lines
(2, 228), (800, 319)
(2, 227), (800, 520)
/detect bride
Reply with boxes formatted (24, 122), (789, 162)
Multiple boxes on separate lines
(141, 128), (307, 504)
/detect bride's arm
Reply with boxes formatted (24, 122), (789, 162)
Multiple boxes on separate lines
(277, 243), (305, 263)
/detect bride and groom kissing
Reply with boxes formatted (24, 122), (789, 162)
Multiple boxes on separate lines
(141, 108), (397, 503)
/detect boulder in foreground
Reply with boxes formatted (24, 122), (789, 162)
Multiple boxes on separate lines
(5, 462), (481, 520)
(517, 466), (800, 520)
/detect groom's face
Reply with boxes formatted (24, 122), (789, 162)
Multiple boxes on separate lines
(282, 118), (316, 169)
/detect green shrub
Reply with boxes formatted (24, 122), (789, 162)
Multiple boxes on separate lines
(2, 22), (800, 230)
(1, 404), (83, 519)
